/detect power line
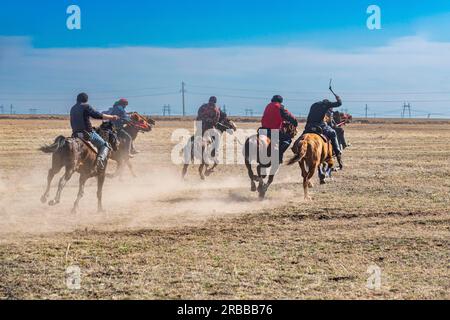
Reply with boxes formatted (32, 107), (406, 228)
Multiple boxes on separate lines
(189, 84), (450, 96)
(0, 91), (180, 102)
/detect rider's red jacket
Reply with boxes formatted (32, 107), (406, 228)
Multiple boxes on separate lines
(261, 102), (298, 129)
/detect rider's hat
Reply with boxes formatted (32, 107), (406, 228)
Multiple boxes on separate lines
(209, 96), (217, 104)
(118, 98), (129, 106)
(271, 95), (283, 103)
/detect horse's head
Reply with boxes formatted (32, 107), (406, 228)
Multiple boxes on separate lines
(98, 121), (119, 151)
(282, 122), (298, 139)
(129, 112), (155, 132)
(216, 117), (237, 133)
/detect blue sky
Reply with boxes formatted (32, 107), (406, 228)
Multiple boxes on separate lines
(1, 1), (450, 117)
(2, 0), (450, 48)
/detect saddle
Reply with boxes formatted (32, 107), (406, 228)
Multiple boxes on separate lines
(302, 126), (329, 143)
(72, 132), (98, 154)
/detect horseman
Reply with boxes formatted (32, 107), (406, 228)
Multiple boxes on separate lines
(197, 96), (225, 135)
(260, 95), (298, 163)
(106, 98), (135, 158)
(70, 93), (119, 171)
(305, 95), (343, 169)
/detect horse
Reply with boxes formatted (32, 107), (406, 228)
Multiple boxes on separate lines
(181, 117), (237, 180)
(287, 131), (334, 200)
(243, 122), (298, 199)
(39, 122), (119, 213)
(108, 112), (155, 178)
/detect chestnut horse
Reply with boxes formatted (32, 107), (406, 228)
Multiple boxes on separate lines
(287, 132), (334, 200)
(109, 112), (155, 178)
(243, 122), (297, 199)
(40, 122), (119, 213)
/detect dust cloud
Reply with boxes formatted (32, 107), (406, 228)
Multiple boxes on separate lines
(0, 163), (295, 237)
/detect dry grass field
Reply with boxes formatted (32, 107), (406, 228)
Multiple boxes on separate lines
(0, 117), (449, 299)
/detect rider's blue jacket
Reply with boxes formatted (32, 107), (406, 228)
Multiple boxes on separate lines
(107, 105), (131, 128)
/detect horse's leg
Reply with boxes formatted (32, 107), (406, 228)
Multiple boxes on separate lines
(245, 161), (257, 192)
(126, 160), (137, 178)
(41, 154), (64, 203)
(97, 173), (106, 213)
(48, 167), (74, 206)
(107, 161), (120, 179)
(256, 165), (265, 193)
(71, 174), (88, 214)
(259, 174), (275, 200)
(182, 164), (189, 179)
(199, 163), (206, 180)
(300, 160), (309, 200)
(41, 167), (62, 203)
(205, 162), (218, 176)
(303, 163), (317, 201)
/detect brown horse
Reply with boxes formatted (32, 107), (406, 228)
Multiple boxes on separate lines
(40, 122), (119, 213)
(287, 133), (334, 200)
(244, 122), (298, 199)
(109, 112), (155, 178)
(182, 117), (237, 180)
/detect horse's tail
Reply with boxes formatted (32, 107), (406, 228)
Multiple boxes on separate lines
(287, 139), (308, 165)
(40, 135), (67, 153)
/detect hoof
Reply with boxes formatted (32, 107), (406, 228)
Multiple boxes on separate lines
(308, 181), (314, 188)
(200, 175), (205, 181)
(48, 200), (58, 206)
(40, 195), (47, 204)
(251, 184), (257, 192)
(205, 170), (213, 177)
(320, 180), (326, 185)
(97, 208), (106, 213)
(71, 208), (77, 214)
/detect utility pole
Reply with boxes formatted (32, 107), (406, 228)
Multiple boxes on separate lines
(162, 104), (171, 116)
(0, 105), (3, 114)
(402, 102), (411, 118)
(222, 104), (227, 115)
(365, 104), (368, 118)
(181, 81), (186, 116)
(10, 104), (13, 115)
(245, 108), (254, 117)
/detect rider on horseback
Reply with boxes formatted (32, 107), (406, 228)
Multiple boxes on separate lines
(197, 96), (225, 135)
(70, 93), (119, 171)
(260, 95), (298, 163)
(305, 95), (344, 169)
(106, 98), (136, 158)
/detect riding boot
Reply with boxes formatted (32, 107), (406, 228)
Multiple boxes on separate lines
(336, 153), (344, 170)
(331, 137), (343, 169)
(96, 145), (110, 172)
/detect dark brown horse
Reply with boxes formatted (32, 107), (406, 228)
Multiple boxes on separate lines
(243, 122), (297, 199)
(109, 112), (155, 178)
(182, 117), (237, 180)
(40, 122), (119, 213)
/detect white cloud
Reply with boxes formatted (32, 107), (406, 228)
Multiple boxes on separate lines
(0, 35), (449, 117)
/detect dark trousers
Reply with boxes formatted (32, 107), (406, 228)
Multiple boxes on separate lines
(335, 127), (347, 149)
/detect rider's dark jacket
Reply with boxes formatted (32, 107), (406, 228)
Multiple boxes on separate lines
(306, 99), (342, 125)
(70, 102), (104, 133)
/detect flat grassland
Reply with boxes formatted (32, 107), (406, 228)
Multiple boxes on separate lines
(0, 118), (449, 299)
